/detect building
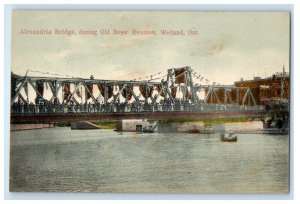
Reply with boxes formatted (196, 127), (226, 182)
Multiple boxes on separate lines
(204, 70), (289, 106)
(234, 71), (289, 105)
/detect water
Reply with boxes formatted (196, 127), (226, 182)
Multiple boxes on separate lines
(10, 127), (289, 193)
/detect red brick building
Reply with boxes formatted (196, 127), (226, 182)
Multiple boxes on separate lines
(204, 72), (289, 106)
(234, 72), (289, 105)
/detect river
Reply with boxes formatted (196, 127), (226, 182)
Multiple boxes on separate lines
(9, 127), (289, 193)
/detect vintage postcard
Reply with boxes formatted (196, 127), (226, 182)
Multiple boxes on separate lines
(10, 10), (290, 193)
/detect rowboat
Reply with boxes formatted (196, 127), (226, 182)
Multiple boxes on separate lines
(221, 131), (237, 142)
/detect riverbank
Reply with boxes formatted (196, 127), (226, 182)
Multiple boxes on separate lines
(11, 123), (55, 131)
(10, 118), (260, 132)
(158, 117), (257, 127)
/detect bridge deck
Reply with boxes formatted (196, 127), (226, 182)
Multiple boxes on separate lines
(11, 110), (266, 123)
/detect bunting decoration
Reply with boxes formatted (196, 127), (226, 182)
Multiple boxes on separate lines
(98, 83), (114, 99)
(86, 83), (93, 99)
(156, 84), (165, 97)
(24, 82), (28, 99)
(185, 89), (192, 100)
(35, 81), (44, 103)
(27, 69), (72, 78)
(63, 83), (71, 101)
(120, 85), (133, 100)
(174, 68), (186, 84)
(171, 86), (177, 98)
(139, 85), (154, 99)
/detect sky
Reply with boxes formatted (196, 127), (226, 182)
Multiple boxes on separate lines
(11, 11), (290, 85)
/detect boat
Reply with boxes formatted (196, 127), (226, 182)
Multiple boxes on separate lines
(142, 129), (155, 133)
(202, 127), (215, 134)
(221, 131), (237, 142)
(140, 122), (158, 133)
(187, 129), (201, 133)
(187, 126), (215, 134)
(187, 128), (215, 134)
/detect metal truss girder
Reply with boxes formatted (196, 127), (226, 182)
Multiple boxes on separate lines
(11, 78), (28, 103)
(83, 82), (97, 103)
(204, 87), (211, 103)
(68, 82), (82, 105)
(241, 88), (257, 106)
(132, 91), (140, 102)
(114, 84), (126, 103)
(27, 79), (47, 102)
(17, 93), (27, 104)
(151, 94), (159, 104)
(14, 76), (161, 86)
(211, 87), (221, 104)
(226, 91), (233, 104)
(164, 88), (175, 103)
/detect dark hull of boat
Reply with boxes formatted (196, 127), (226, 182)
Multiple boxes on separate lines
(221, 137), (237, 142)
(187, 129), (201, 133)
(220, 135), (238, 142)
(143, 130), (154, 133)
(187, 129), (215, 134)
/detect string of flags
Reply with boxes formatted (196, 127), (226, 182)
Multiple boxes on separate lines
(27, 69), (72, 78)
(191, 70), (210, 85)
(131, 71), (166, 82)
(129, 69), (212, 85)
(27, 68), (212, 85)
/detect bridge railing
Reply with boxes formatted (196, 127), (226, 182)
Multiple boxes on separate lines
(11, 102), (265, 116)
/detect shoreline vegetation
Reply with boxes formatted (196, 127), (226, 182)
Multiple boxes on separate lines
(158, 117), (257, 127)
(55, 121), (116, 129)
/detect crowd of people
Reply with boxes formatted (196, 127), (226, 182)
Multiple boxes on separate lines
(11, 97), (262, 115)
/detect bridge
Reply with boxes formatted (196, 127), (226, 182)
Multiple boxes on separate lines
(11, 66), (266, 123)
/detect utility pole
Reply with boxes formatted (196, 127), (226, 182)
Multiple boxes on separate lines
(280, 65), (285, 100)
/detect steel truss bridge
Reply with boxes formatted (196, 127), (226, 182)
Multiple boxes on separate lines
(11, 66), (266, 122)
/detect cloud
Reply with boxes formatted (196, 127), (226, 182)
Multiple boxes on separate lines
(44, 49), (74, 61)
(11, 11), (289, 86)
(189, 34), (232, 57)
